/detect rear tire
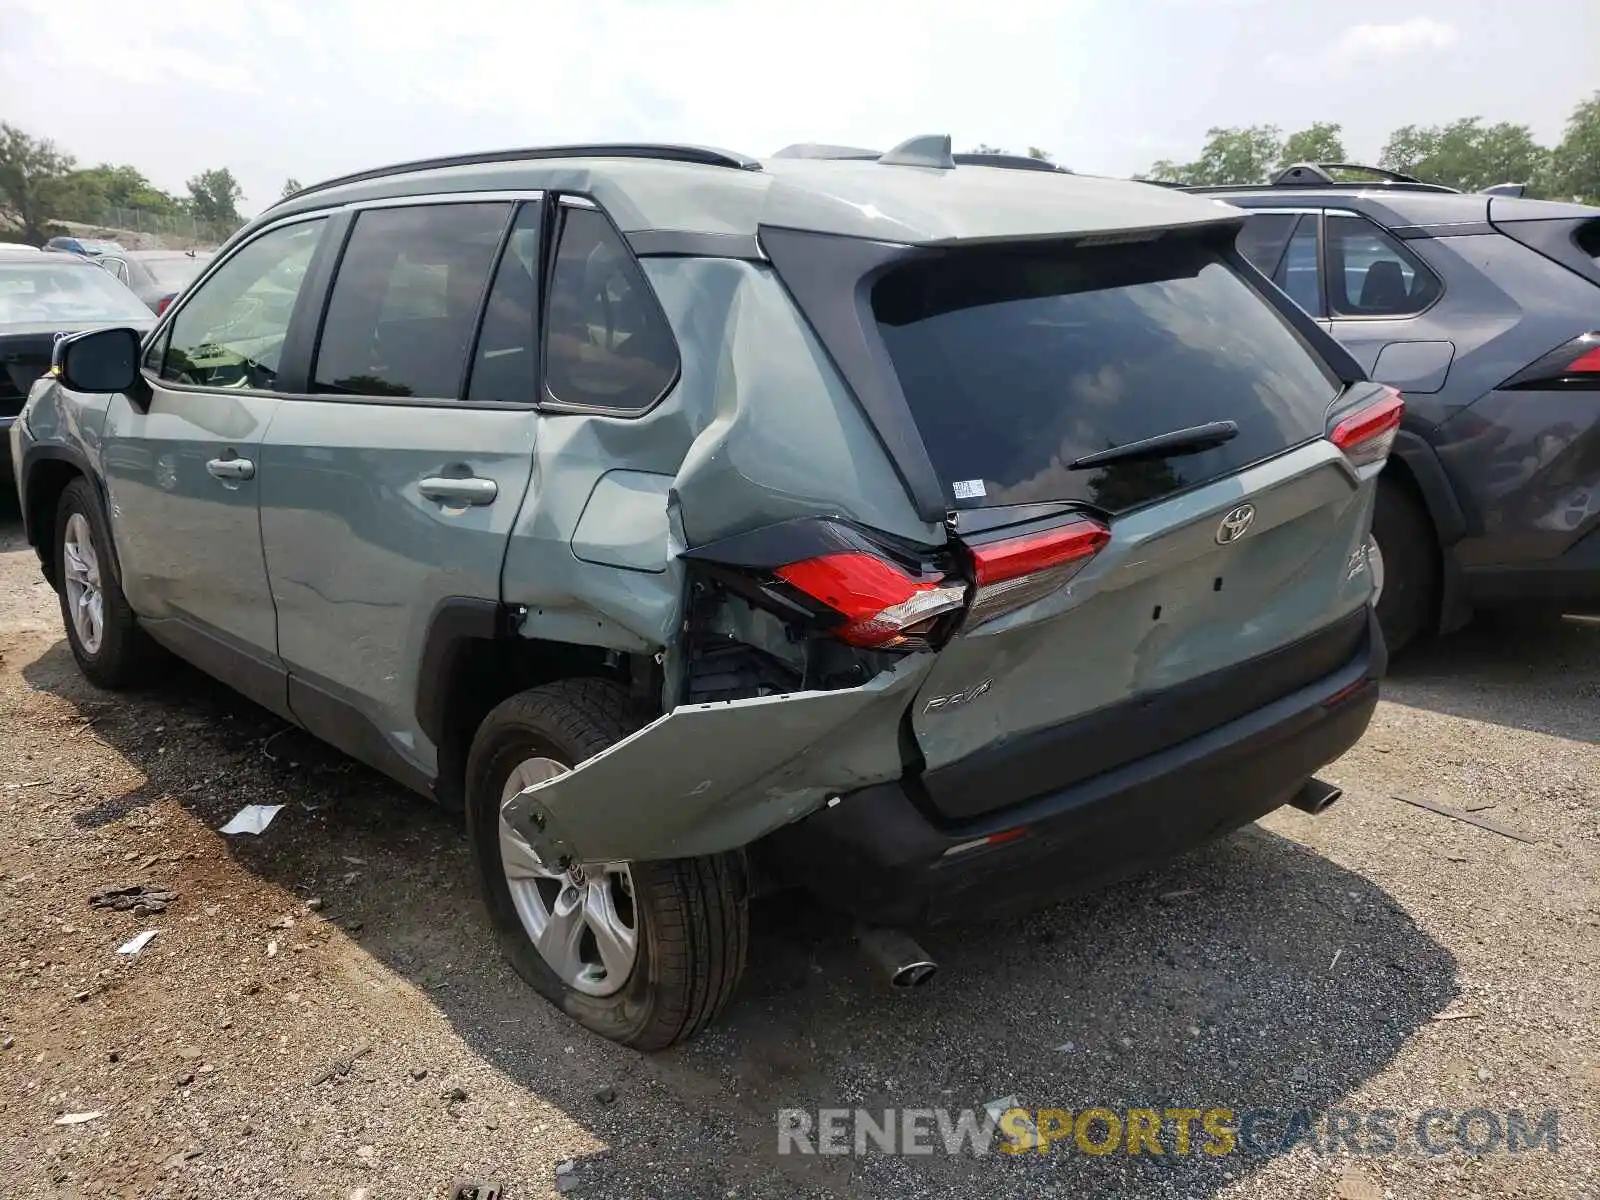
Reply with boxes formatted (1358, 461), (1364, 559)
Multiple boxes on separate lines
(54, 478), (157, 689)
(465, 679), (749, 1050)
(1371, 475), (1437, 657)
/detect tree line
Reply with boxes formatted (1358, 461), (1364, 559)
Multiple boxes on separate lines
(0, 122), (248, 246)
(1137, 92), (1599, 199)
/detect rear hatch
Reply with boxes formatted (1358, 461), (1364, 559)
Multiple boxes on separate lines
(870, 235), (1382, 819)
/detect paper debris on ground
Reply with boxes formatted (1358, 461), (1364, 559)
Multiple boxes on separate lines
(219, 804), (285, 835)
(115, 930), (159, 956)
(54, 1111), (105, 1125)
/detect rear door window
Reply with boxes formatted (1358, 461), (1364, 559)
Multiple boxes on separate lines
(313, 202), (510, 399)
(1325, 214), (1441, 317)
(872, 237), (1340, 513)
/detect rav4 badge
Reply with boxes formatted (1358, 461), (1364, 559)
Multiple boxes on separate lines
(923, 679), (993, 714)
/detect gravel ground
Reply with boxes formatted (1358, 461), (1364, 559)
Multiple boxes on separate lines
(0, 499), (1596, 1199)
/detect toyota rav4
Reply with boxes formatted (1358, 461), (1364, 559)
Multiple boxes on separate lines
(10, 137), (1392, 1048)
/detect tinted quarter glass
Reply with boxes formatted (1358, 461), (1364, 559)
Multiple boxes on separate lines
(1274, 215), (1324, 317)
(1325, 213), (1441, 317)
(466, 202), (541, 404)
(314, 202), (510, 399)
(162, 218), (325, 390)
(545, 206), (678, 412)
(873, 238), (1339, 513)
(1235, 213), (1299, 277)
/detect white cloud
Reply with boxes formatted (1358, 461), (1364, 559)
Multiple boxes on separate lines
(1266, 16), (1458, 82)
(0, 0), (1098, 212)
(1334, 17), (1458, 56)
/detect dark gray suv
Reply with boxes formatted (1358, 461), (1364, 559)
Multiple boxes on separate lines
(1197, 164), (1600, 653)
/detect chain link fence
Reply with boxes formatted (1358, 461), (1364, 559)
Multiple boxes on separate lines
(62, 204), (242, 249)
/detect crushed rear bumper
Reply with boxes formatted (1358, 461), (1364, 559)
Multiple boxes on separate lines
(756, 605), (1386, 926)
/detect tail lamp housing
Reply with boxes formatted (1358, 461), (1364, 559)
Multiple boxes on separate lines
(963, 518), (1111, 626)
(1330, 387), (1404, 468)
(1500, 333), (1600, 390)
(774, 553), (966, 647)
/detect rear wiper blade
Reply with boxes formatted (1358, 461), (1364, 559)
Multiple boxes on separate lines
(1068, 420), (1239, 471)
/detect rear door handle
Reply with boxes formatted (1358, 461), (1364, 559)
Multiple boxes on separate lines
(418, 476), (498, 506)
(206, 457), (255, 482)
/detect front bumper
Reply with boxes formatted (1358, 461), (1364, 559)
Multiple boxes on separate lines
(757, 606), (1386, 927)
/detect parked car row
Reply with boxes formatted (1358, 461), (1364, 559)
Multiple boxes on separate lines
(4, 139), (1595, 1052)
(1208, 162), (1600, 652)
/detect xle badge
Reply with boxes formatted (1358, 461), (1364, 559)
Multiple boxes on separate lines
(923, 679), (993, 714)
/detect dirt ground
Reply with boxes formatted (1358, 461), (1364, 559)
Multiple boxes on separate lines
(0, 498), (1596, 1199)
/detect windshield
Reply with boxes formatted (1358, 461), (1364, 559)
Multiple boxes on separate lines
(873, 238), (1341, 513)
(0, 260), (152, 325)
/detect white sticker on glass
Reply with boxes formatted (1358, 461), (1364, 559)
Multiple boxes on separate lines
(952, 479), (987, 500)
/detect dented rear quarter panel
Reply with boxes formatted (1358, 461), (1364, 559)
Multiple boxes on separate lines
(500, 255), (941, 653)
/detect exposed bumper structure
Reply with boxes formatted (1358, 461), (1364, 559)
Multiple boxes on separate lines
(757, 606), (1386, 927)
(500, 653), (935, 866)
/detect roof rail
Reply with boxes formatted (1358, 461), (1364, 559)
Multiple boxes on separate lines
(280, 143), (763, 205)
(1272, 161), (1437, 186)
(952, 152), (1071, 174)
(771, 142), (881, 161)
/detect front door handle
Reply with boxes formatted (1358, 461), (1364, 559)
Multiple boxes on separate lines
(206, 456), (255, 482)
(418, 476), (498, 506)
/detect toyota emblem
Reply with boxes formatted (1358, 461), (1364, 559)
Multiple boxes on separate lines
(1215, 504), (1257, 544)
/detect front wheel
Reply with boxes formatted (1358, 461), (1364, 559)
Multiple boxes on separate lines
(54, 478), (157, 689)
(465, 679), (749, 1050)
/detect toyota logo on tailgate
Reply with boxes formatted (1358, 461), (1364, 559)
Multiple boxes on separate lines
(1215, 504), (1256, 544)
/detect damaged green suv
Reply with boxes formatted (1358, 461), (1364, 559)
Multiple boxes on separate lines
(11, 137), (1394, 1049)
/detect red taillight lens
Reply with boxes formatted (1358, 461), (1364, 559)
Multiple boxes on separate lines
(1568, 345), (1600, 373)
(1330, 387), (1404, 468)
(155, 294), (174, 316)
(775, 552), (967, 647)
(965, 518), (1111, 626)
(1500, 332), (1600, 390)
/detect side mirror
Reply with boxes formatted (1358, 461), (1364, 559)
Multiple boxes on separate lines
(54, 327), (143, 393)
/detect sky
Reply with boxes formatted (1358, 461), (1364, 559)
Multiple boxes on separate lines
(2, 0), (1595, 217)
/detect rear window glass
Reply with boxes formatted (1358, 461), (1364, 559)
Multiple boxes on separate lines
(0, 260), (152, 325)
(872, 239), (1340, 513)
(142, 255), (209, 289)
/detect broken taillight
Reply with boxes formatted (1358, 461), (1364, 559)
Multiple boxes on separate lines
(776, 552), (967, 648)
(1329, 387), (1404, 469)
(963, 518), (1111, 626)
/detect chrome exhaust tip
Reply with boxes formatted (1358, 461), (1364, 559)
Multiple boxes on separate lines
(1289, 778), (1343, 815)
(855, 925), (938, 988)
